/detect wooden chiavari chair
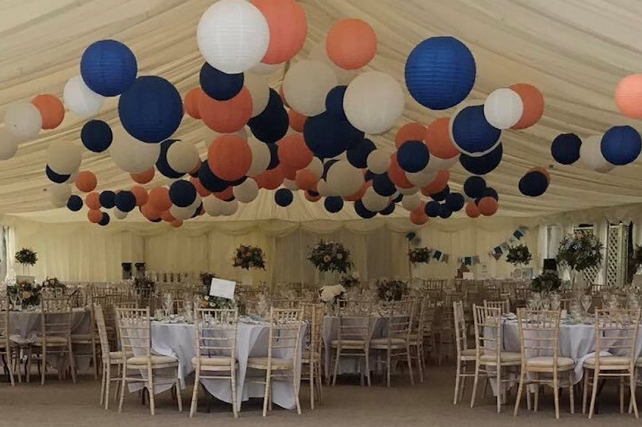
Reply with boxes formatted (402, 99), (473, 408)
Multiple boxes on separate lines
(453, 301), (475, 404)
(331, 300), (374, 387)
(95, 304), (128, 409)
(0, 294), (15, 386)
(484, 299), (510, 315)
(302, 303), (324, 409)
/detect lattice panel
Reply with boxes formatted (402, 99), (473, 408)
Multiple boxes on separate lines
(606, 225), (620, 287)
(573, 226), (600, 285)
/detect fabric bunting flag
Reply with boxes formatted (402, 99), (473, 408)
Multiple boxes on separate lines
(432, 250), (442, 261)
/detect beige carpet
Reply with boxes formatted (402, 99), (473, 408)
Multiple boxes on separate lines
(1, 366), (641, 427)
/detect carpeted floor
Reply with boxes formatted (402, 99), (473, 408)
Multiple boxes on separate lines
(2, 365), (641, 427)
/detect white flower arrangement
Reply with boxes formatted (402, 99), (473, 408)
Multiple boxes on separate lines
(320, 284), (346, 303)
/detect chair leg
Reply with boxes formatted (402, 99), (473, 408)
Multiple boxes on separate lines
(175, 369), (182, 412)
(293, 367), (301, 415)
(513, 366), (526, 417)
(262, 370), (271, 417)
(569, 371), (575, 415)
(332, 347), (340, 387)
(582, 369), (589, 414)
(588, 370), (600, 419)
(104, 365), (111, 410)
(386, 349), (391, 388)
(406, 345), (414, 386)
(470, 363), (480, 408)
(365, 350), (371, 387)
(620, 376), (625, 414)
(148, 365), (155, 416)
(553, 371), (560, 419)
(309, 363), (315, 410)
(231, 366), (239, 418)
(453, 360), (461, 404)
(496, 366), (502, 413)
(100, 364), (106, 407)
(68, 342), (76, 384)
(190, 368), (199, 417)
(459, 373), (467, 404)
(118, 366), (126, 413)
(40, 348), (46, 386)
(630, 370), (639, 419)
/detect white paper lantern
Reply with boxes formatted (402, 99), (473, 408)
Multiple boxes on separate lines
(326, 160), (364, 197)
(283, 179), (299, 191)
(406, 169), (438, 187)
(196, 0), (270, 74)
(0, 129), (19, 160)
(425, 154), (460, 172)
(170, 204), (197, 220)
(110, 129), (160, 173)
(63, 76), (104, 118)
(47, 141), (82, 175)
(166, 140), (199, 174)
(233, 178), (259, 203)
(483, 88), (524, 130)
(234, 128), (249, 141)
(220, 199), (239, 216)
(367, 150), (391, 174)
(316, 180), (331, 197)
(581, 134), (614, 173)
(247, 137), (271, 176)
(4, 103), (42, 140)
(114, 208), (128, 220)
(362, 187), (389, 212)
(202, 195), (221, 216)
(401, 193), (422, 211)
(282, 60), (337, 117)
(65, 169), (79, 184)
(245, 73), (270, 117)
(50, 193), (68, 208)
(50, 183), (72, 203)
(250, 62), (280, 75)
(397, 186), (419, 196)
(306, 157), (324, 179)
(308, 41), (358, 85)
(344, 71), (404, 134)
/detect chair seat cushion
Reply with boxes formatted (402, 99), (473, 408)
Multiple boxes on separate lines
(480, 352), (522, 364)
(331, 339), (367, 349)
(247, 357), (293, 370)
(191, 356), (235, 367)
(71, 333), (100, 343)
(126, 355), (178, 367)
(33, 336), (68, 345)
(460, 348), (477, 358)
(584, 356), (632, 368)
(370, 338), (407, 348)
(108, 351), (132, 361)
(526, 356), (575, 369)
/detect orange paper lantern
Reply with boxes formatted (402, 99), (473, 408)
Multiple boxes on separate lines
(141, 203), (161, 221)
(410, 203), (429, 225)
(421, 170), (450, 196)
(85, 192), (101, 210)
(190, 176), (211, 198)
(477, 197), (498, 216)
(32, 94), (65, 130)
(256, 167), (284, 190)
(148, 187), (171, 212)
(278, 134), (313, 170)
(213, 187), (234, 201)
(304, 191), (321, 202)
(75, 171), (97, 193)
(171, 219), (183, 228)
(294, 169), (318, 191)
(199, 87), (253, 133)
(252, 0), (308, 65)
(425, 118), (459, 159)
(161, 210), (176, 222)
(395, 122), (426, 148)
(208, 135), (252, 181)
(615, 74), (642, 119)
(388, 154), (414, 189)
(326, 19), (377, 70)
(510, 83), (544, 130)
(465, 201), (480, 218)
(131, 185), (149, 207)
(87, 209), (102, 224)
(184, 88), (204, 119)
(288, 109), (308, 132)
(131, 168), (155, 184)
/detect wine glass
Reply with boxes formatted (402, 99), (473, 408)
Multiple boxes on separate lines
(163, 292), (174, 318)
(581, 295), (592, 314)
(550, 293), (561, 311)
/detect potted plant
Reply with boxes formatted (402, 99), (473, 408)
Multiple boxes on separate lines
(308, 240), (353, 284)
(506, 244), (532, 266)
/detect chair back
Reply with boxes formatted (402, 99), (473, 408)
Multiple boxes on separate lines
(472, 305), (503, 362)
(453, 301), (468, 354)
(593, 308), (641, 367)
(516, 309), (561, 362)
(194, 308), (238, 359)
(420, 298), (437, 336)
(384, 300), (414, 341)
(115, 307), (151, 359)
(40, 297), (73, 343)
(94, 304), (112, 364)
(484, 299), (510, 314)
(0, 294), (10, 349)
(267, 308), (304, 364)
(337, 300), (374, 343)
(271, 299), (302, 310)
(303, 303), (324, 357)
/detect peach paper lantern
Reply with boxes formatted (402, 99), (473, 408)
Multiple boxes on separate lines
(326, 19), (377, 70)
(32, 94), (65, 130)
(251, 0), (307, 65)
(615, 74), (642, 119)
(510, 83), (544, 130)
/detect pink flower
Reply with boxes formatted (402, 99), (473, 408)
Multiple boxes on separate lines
(323, 255), (331, 263)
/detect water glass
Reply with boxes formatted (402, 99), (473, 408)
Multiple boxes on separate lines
(550, 293), (561, 310)
(581, 295), (592, 314)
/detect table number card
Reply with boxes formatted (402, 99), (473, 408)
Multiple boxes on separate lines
(209, 278), (236, 300)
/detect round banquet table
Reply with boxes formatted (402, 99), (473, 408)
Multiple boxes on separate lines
(127, 320), (305, 410)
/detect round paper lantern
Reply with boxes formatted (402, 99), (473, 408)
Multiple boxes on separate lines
(213, 186), (234, 201)
(184, 88), (203, 119)
(326, 160), (364, 197)
(325, 86), (348, 121)
(396, 123), (426, 148)
(367, 150), (391, 174)
(63, 76), (104, 118)
(519, 171), (549, 197)
(344, 71), (404, 134)
(75, 171), (97, 193)
(233, 178), (259, 203)
(388, 154), (415, 189)
(362, 187), (389, 212)
(80, 40), (137, 97)
(282, 60), (337, 116)
(131, 168), (155, 184)
(551, 133), (582, 165)
(199, 161), (229, 193)
(479, 187), (499, 202)
(439, 203), (453, 219)
(601, 125), (642, 166)
(446, 193), (465, 212)
(99, 190), (116, 209)
(220, 199), (239, 216)
(166, 140), (200, 174)
(191, 176), (211, 198)
(463, 176), (486, 199)
(118, 76), (183, 143)
(303, 112), (351, 159)
(275, 188), (293, 206)
(478, 197), (498, 216)
(251, 0), (307, 64)
(294, 169), (318, 191)
(309, 41), (358, 85)
(398, 140), (430, 173)
(326, 19), (377, 70)
(208, 135), (252, 181)
(347, 138), (376, 169)
(141, 203), (161, 221)
(451, 105), (501, 156)
(131, 185), (149, 206)
(459, 142), (503, 175)
(305, 190), (322, 203)
(372, 173), (396, 197)
(406, 168), (437, 187)
(465, 201), (480, 218)
(81, 120), (113, 153)
(288, 109), (308, 132)
(430, 185), (450, 202)
(47, 141), (81, 175)
(98, 212), (111, 226)
(85, 192), (101, 210)
(169, 180), (197, 208)
(202, 195), (220, 216)
(381, 202), (396, 216)
(162, 209), (177, 222)
(278, 134), (313, 170)
(421, 170), (450, 195)
(283, 178), (299, 191)
(4, 102), (42, 140)
(45, 165), (70, 184)
(0, 129), (19, 160)
(401, 193), (421, 211)
(244, 73), (270, 117)
(405, 37), (476, 110)
(425, 200), (441, 218)
(199, 62), (243, 101)
(170, 219), (183, 228)
(247, 137), (271, 176)
(410, 207), (429, 225)
(110, 129), (161, 173)
(615, 74), (642, 119)
(256, 166), (285, 190)
(88, 209), (103, 224)
(149, 187), (172, 212)
(197, 0), (270, 74)
(530, 166), (551, 183)
(354, 200), (376, 219)
(581, 134), (614, 173)
(425, 118), (459, 159)
(483, 88), (524, 130)
(32, 94), (65, 130)
(510, 84), (544, 130)
(170, 203), (199, 221)
(155, 139), (184, 179)
(324, 196), (344, 213)
(248, 89), (289, 143)
(51, 184), (72, 205)
(113, 208), (128, 220)
(115, 190), (137, 212)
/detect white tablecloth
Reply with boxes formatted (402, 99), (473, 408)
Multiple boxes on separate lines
(128, 321), (305, 410)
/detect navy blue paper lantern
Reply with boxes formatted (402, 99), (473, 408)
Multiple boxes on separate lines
(45, 165), (70, 183)
(425, 201), (441, 218)
(98, 212), (111, 226)
(275, 188), (293, 207)
(198, 161), (228, 193)
(364, 170), (376, 182)
(191, 203), (204, 218)
(519, 171), (549, 197)
(601, 125), (642, 166)
(169, 180), (197, 208)
(354, 200), (376, 219)
(114, 191), (136, 213)
(99, 190), (116, 209)
(479, 187), (499, 202)
(431, 185), (450, 202)
(324, 196), (344, 213)
(463, 176), (486, 199)
(446, 193), (465, 212)
(80, 39), (137, 97)
(248, 89), (288, 143)
(551, 133), (582, 165)
(404, 36), (476, 110)
(380, 203), (396, 216)
(439, 203), (453, 219)
(452, 105), (501, 156)
(325, 86), (348, 121)
(392, 193), (403, 204)
(372, 173), (397, 197)
(199, 62), (243, 101)
(460, 143), (503, 175)
(267, 143), (280, 170)
(303, 112), (351, 159)
(66, 195), (83, 212)
(347, 138), (376, 168)
(81, 120), (113, 153)
(346, 123), (365, 151)
(156, 139), (185, 179)
(398, 140), (430, 173)
(118, 76), (183, 143)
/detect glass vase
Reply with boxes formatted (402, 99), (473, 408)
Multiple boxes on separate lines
(242, 269), (253, 287)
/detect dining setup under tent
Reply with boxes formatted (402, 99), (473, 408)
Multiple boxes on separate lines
(4, 0), (642, 426)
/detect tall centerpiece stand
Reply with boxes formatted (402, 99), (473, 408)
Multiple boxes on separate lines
(233, 244), (266, 287)
(556, 232), (604, 296)
(308, 240), (354, 313)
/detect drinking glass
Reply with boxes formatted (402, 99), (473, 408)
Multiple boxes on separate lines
(581, 295), (592, 314)
(550, 293), (561, 310)
(163, 293), (174, 318)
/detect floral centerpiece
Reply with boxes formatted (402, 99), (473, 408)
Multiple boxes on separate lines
(233, 245), (266, 270)
(531, 271), (562, 294)
(15, 248), (37, 274)
(628, 244), (642, 284)
(133, 276), (155, 296)
(200, 272), (216, 293)
(376, 279), (408, 302)
(7, 280), (41, 308)
(41, 277), (66, 293)
(200, 295), (236, 310)
(408, 247), (432, 264)
(307, 240), (353, 273)
(320, 284), (346, 314)
(506, 244), (532, 266)
(340, 274), (360, 290)
(556, 232), (603, 292)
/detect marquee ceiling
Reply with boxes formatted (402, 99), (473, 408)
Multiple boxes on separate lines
(2, 0), (642, 223)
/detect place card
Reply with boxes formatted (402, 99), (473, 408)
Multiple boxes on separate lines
(209, 278), (236, 300)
